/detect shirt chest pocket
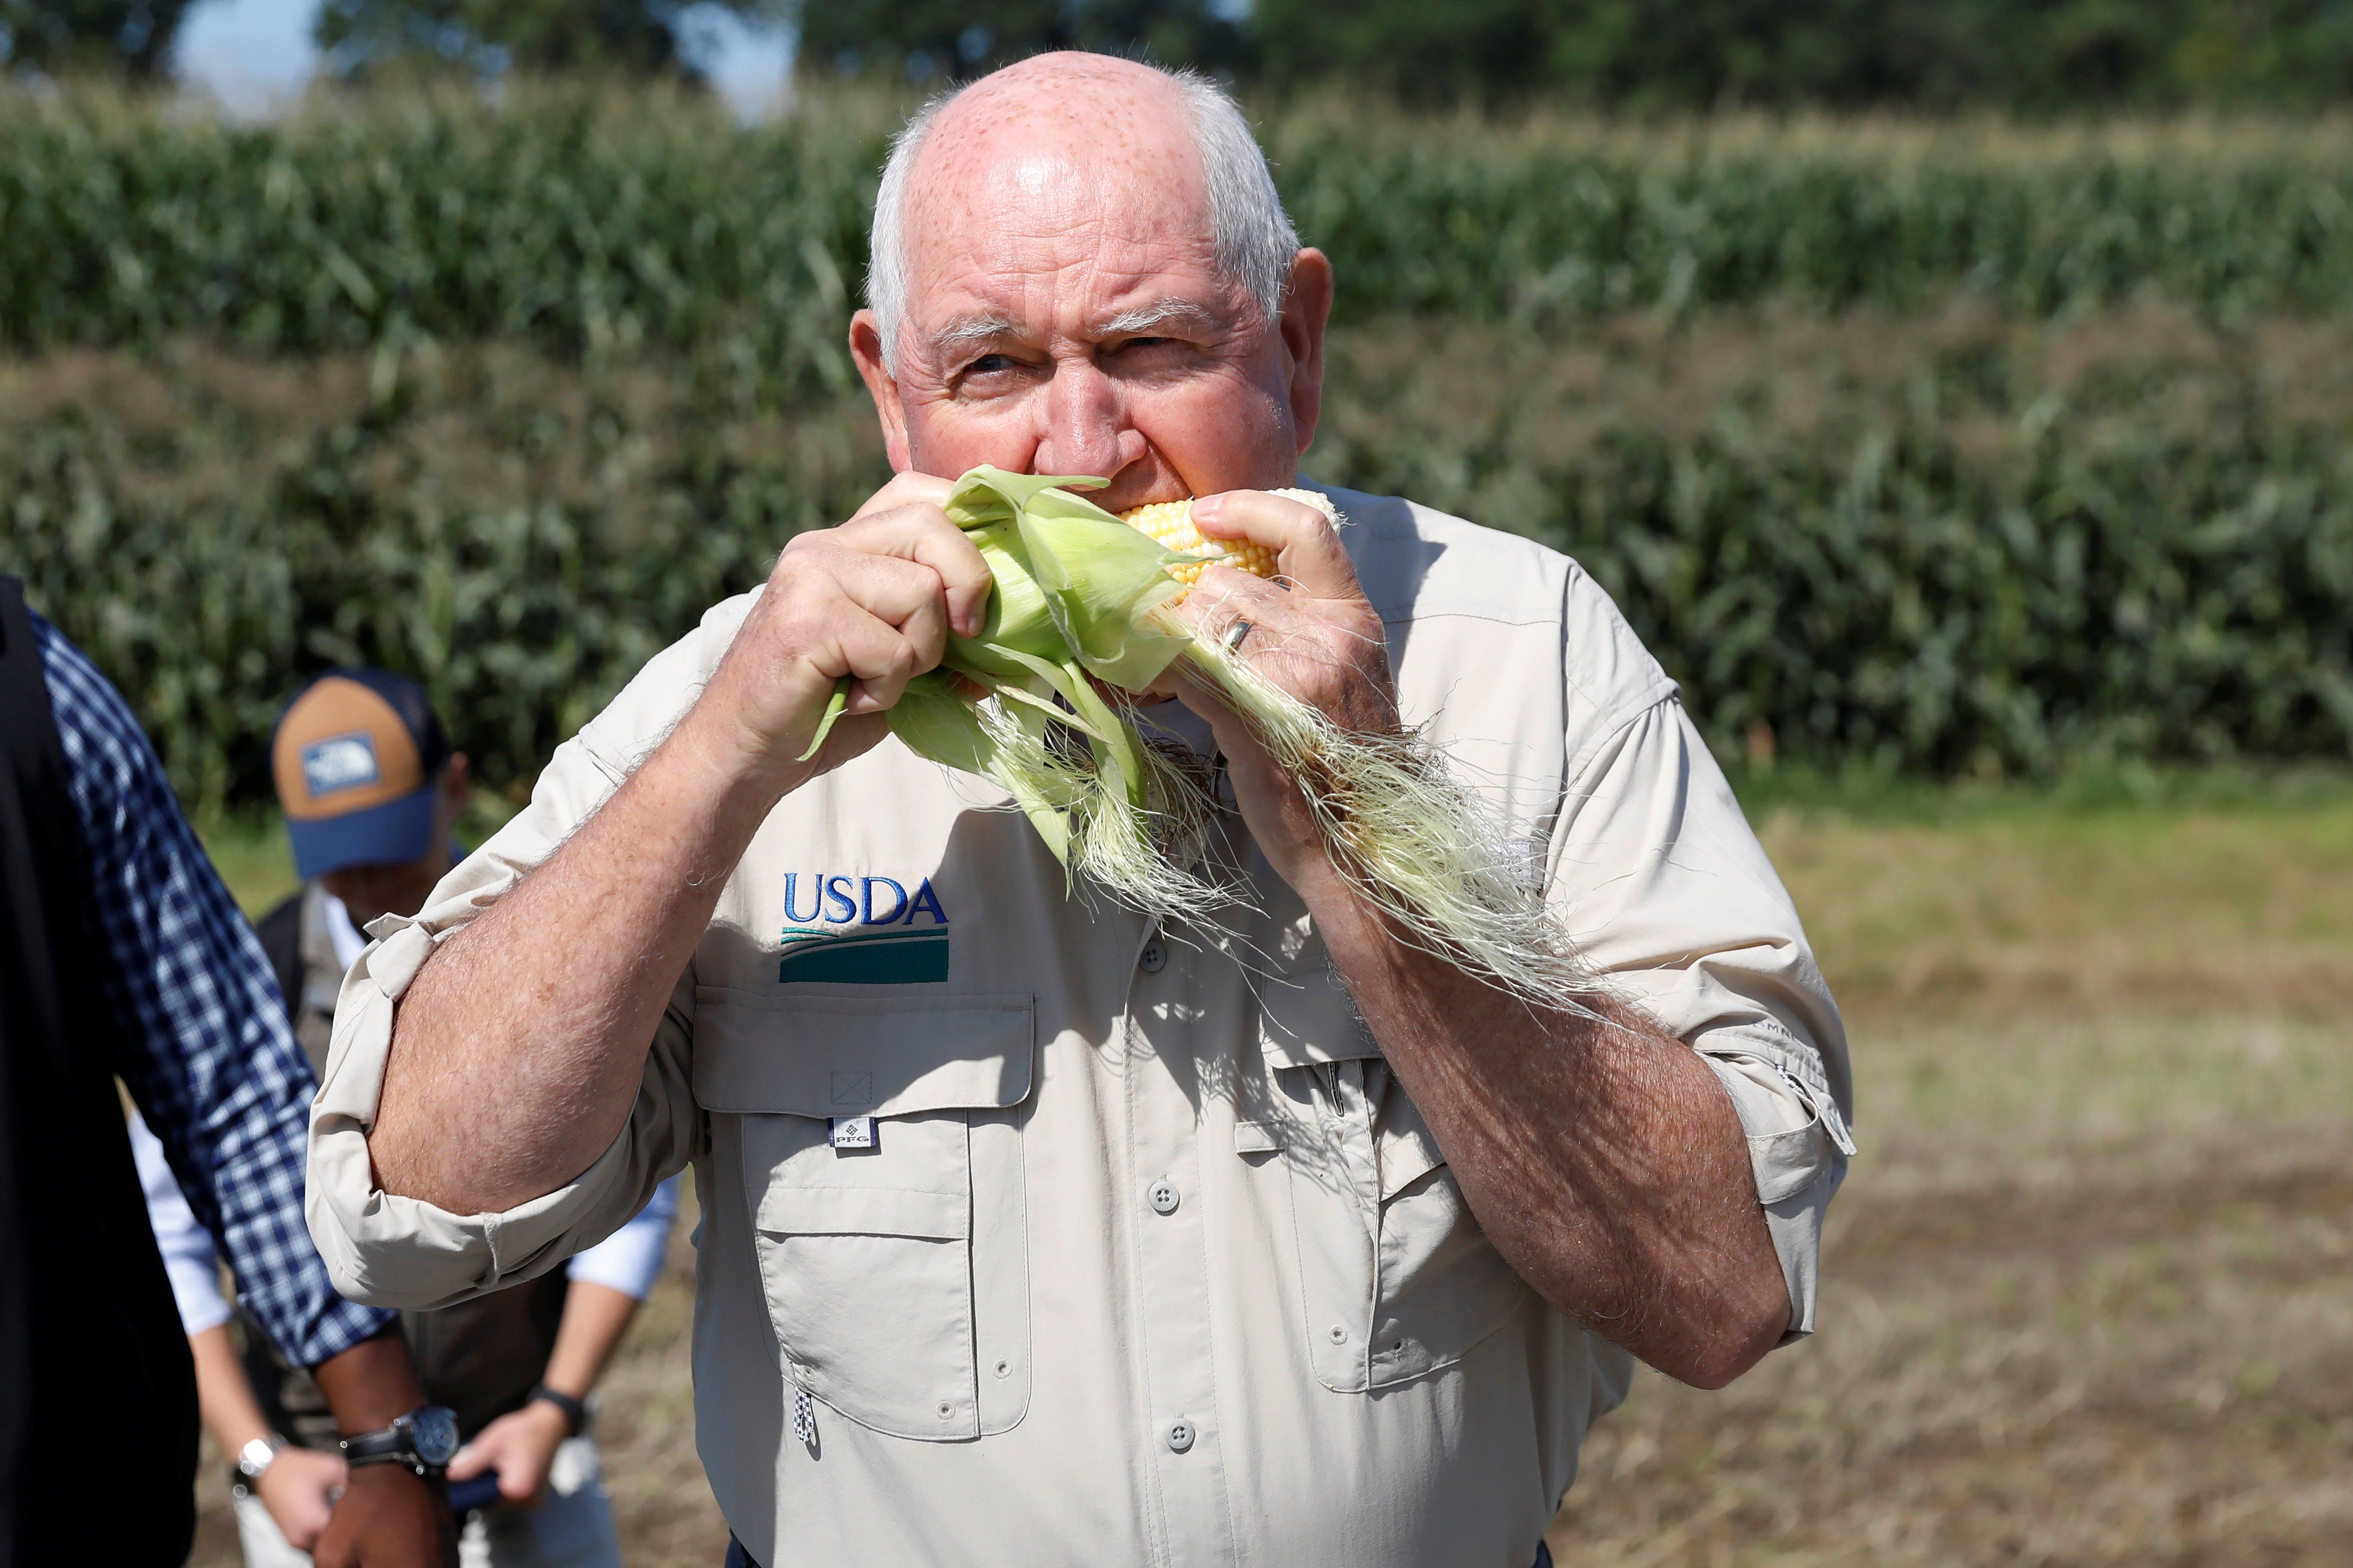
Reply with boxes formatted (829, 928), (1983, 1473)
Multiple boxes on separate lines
(1265, 1055), (1533, 1393)
(694, 988), (1036, 1442)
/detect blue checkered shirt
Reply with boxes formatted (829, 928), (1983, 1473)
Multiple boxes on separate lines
(32, 612), (393, 1368)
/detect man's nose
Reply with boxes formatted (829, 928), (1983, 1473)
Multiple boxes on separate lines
(1033, 357), (1147, 481)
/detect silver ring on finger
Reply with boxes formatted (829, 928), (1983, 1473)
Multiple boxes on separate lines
(1222, 618), (1253, 653)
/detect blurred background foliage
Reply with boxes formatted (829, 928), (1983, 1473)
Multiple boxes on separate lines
(1240, 0), (2353, 113)
(311, 1), (789, 81)
(3, 3), (2353, 807)
(12, 0), (2353, 109)
(0, 1), (193, 77)
(3, 87), (2349, 807)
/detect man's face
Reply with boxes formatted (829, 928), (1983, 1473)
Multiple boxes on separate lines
(313, 755), (468, 928)
(850, 71), (1332, 513)
(318, 856), (446, 933)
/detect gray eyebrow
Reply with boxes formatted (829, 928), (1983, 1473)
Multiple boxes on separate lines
(927, 314), (1026, 357)
(1094, 299), (1220, 337)
(924, 298), (1222, 363)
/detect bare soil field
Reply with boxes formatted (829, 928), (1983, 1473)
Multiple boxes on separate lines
(190, 783), (2353, 1566)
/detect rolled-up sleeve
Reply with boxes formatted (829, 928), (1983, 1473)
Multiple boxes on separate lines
(1547, 695), (1855, 1341)
(304, 602), (741, 1310)
(306, 729), (704, 1311)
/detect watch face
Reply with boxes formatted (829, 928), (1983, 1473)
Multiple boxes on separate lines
(407, 1406), (461, 1468)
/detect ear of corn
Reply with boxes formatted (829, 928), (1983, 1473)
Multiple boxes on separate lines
(1118, 490), (1341, 588)
(885, 465), (1596, 1011)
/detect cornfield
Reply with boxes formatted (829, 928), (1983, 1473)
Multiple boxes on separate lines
(8, 89), (2353, 358)
(2, 86), (2350, 806)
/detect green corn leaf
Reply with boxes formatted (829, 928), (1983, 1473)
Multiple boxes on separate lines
(886, 671), (1080, 863)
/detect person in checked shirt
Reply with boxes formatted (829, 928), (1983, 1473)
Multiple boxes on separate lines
(308, 54), (1853, 1568)
(0, 577), (453, 1568)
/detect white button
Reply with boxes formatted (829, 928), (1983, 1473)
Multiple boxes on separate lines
(1164, 1417), (1195, 1453)
(1327, 1324), (1347, 1344)
(1147, 1178), (1180, 1215)
(937, 1400), (954, 1420)
(993, 1359), (1013, 1379)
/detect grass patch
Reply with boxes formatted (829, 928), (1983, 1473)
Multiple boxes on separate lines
(1745, 765), (2353, 1026)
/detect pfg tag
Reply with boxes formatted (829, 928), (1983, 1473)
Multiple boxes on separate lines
(828, 1115), (876, 1152)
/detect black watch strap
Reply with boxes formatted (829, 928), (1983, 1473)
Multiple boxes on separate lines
(341, 1427), (414, 1468)
(341, 1405), (460, 1474)
(529, 1384), (589, 1437)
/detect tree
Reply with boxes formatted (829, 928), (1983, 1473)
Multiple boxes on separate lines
(793, 0), (1247, 84)
(0, 1), (193, 77)
(315, 0), (789, 80)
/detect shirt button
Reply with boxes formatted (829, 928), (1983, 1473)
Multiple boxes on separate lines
(1164, 1417), (1196, 1453)
(1138, 940), (1168, 973)
(1147, 1178), (1180, 1215)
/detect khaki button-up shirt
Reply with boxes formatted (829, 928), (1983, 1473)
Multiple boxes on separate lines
(308, 484), (1853, 1568)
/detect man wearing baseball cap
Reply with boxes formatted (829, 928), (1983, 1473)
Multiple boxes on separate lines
(273, 669), (467, 919)
(135, 669), (680, 1568)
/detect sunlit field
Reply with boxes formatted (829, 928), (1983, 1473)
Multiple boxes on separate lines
(1550, 777), (2353, 1566)
(183, 775), (2353, 1567)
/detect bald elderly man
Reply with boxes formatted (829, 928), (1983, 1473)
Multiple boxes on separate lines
(309, 53), (1852, 1568)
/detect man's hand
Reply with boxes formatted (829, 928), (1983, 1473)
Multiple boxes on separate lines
(372, 472), (995, 1215)
(254, 1446), (348, 1551)
(446, 1400), (569, 1508)
(312, 1466), (455, 1568)
(1157, 489), (1394, 895)
(696, 471), (990, 787)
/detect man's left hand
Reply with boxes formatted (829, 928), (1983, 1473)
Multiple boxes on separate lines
(1156, 490), (1394, 897)
(446, 1399), (570, 1508)
(310, 1465), (457, 1568)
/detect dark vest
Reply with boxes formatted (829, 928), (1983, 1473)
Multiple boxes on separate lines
(252, 886), (570, 1444)
(0, 578), (199, 1568)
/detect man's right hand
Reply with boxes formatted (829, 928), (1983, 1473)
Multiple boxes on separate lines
(693, 472), (989, 789)
(310, 1465), (457, 1568)
(367, 471), (994, 1219)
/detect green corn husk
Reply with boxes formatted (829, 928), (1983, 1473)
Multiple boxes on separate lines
(888, 464), (1595, 1007)
(882, 467), (1239, 925)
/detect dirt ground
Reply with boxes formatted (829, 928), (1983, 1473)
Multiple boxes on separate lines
(189, 785), (2353, 1566)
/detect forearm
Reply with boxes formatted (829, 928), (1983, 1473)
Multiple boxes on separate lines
(541, 1281), (640, 1399)
(312, 1328), (429, 1434)
(309, 1332), (457, 1568)
(1309, 874), (1788, 1387)
(370, 703), (790, 1213)
(190, 1324), (273, 1453)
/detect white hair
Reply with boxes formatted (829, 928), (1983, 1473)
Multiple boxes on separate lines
(866, 64), (1302, 376)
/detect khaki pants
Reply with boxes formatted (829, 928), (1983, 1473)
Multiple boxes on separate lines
(233, 1437), (625, 1568)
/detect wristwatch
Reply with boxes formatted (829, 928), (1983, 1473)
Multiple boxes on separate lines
(528, 1383), (591, 1437)
(233, 1433), (286, 1493)
(340, 1405), (461, 1476)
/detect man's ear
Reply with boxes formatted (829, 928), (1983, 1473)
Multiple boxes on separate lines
(1278, 249), (1333, 459)
(849, 310), (915, 473)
